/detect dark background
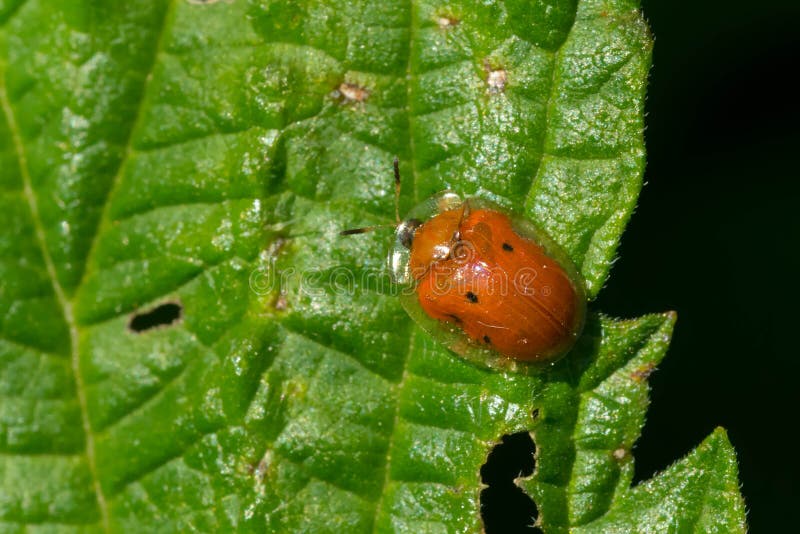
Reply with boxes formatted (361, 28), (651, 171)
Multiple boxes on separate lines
(596, 0), (800, 531)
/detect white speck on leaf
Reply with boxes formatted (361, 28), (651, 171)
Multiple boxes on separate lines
(486, 68), (507, 93)
(337, 82), (370, 103)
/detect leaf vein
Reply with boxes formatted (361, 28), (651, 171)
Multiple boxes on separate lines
(0, 61), (111, 532)
(74, 1), (174, 297)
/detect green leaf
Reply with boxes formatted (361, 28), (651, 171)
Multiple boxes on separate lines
(572, 428), (747, 533)
(0, 1), (746, 534)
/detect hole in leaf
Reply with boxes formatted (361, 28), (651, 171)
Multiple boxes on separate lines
(128, 302), (182, 333)
(480, 432), (541, 534)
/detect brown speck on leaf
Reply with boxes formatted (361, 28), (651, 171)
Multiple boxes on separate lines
(484, 62), (507, 94)
(631, 362), (656, 382)
(252, 451), (274, 494)
(337, 82), (370, 103)
(272, 293), (288, 311)
(255, 459), (268, 479)
(256, 237), (289, 311)
(612, 447), (627, 460)
(435, 14), (460, 29)
(263, 236), (287, 260)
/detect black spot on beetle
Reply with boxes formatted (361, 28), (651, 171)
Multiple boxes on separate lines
(483, 335), (492, 344)
(502, 242), (514, 252)
(446, 313), (463, 324)
(129, 302), (182, 332)
(466, 291), (478, 303)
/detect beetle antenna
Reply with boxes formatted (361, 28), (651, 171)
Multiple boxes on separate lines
(340, 157), (403, 237)
(461, 198), (471, 220)
(450, 199), (471, 243)
(339, 223), (395, 236)
(393, 156), (401, 224)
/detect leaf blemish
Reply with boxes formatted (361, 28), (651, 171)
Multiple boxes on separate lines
(254, 458), (268, 480)
(272, 293), (288, 311)
(262, 237), (290, 311)
(266, 236), (288, 258)
(631, 362), (656, 382)
(128, 301), (182, 333)
(435, 14), (460, 29)
(251, 450), (274, 495)
(484, 62), (508, 94)
(336, 82), (370, 103)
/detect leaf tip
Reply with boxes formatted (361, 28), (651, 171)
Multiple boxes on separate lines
(704, 426), (738, 456)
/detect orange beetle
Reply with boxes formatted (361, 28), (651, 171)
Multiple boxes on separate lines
(346, 159), (586, 368)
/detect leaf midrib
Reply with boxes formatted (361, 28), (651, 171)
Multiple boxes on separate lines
(0, 1), (174, 530)
(0, 69), (110, 530)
